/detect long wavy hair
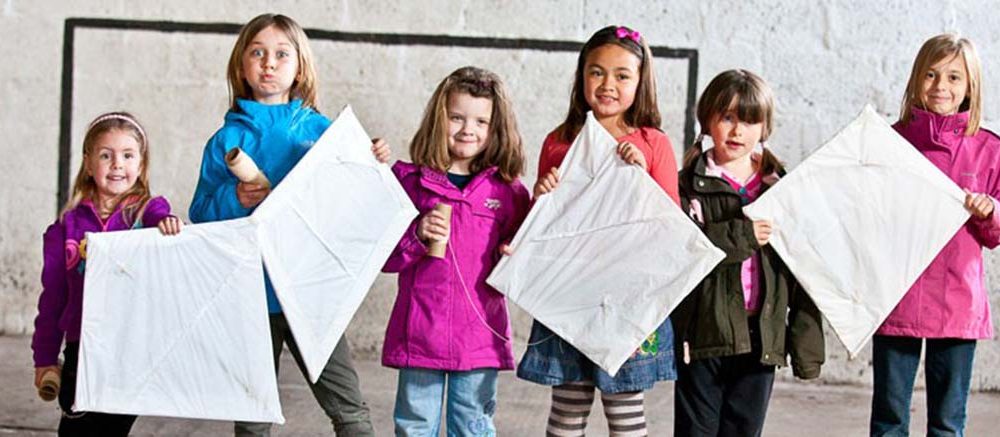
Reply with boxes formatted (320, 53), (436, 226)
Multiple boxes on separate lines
(409, 66), (525, 183)
(555, 25), (661, 143)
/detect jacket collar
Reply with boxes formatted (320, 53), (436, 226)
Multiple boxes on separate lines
(226, 98), (306, 133)
(689, 151), (779, 196)
(903, 106), (970, 151)
(419, 165), (500, 200)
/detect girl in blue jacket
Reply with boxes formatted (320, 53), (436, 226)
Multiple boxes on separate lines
(189, 13), (389, 436)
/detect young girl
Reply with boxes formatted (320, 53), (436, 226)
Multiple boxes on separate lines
(32, 111), (182, 436)
(673, 69), (825, 437)
(381, 66), (530, 436)
(517, 25), (679, 437)
(188, 13), (389, 436)
(870, 34), (998, 437)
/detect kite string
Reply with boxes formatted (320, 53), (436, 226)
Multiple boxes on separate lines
(448, 244), (554, 347)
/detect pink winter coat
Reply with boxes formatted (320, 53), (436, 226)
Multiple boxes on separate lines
(878, 107), (999, 339)
(382, 162), (530, 370)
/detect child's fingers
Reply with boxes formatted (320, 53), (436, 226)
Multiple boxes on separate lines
(499, 244), (513, 256)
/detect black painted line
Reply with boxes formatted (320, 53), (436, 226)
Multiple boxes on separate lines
(57, 19), (74, 212)
(57, 17), (699, 210)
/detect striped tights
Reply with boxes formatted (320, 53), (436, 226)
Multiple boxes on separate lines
(545, 381), (647, 436)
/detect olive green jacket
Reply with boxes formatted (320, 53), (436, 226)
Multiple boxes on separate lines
(672, 153), (825, 379)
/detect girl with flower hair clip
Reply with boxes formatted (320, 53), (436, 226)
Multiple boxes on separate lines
(517, 25), (680, 437)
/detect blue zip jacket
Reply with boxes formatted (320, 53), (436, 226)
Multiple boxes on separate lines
(189, 98), (331, 312)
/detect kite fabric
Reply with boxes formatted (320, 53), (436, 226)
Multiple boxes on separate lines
(77, 218), (283, 423)
(253, 105), (418, 383)
(742, 105), (970, 358)
(487, 112), (726, 376)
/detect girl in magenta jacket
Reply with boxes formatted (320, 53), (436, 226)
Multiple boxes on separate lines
(871, 33), (999, 437)
(32, 112), (181, 436)
(382, 66), (530, 436)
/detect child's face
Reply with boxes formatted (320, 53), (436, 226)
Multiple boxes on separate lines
(241, 25), (299, 105)
(85, 129), (143, 202)
(446, 91), (493, 174)
(583, 43), (641, 122)
(920, 54), (969, 116)
(708, 100), (765, 165)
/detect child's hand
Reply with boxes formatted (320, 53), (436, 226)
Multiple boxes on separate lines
(371, 138), (392, 163)
(533, 167), (561, 197)
(964, 189), (995, 219)
(617, 141), (648, 171)
(237, 182), (270, 208)
(34, 366), (58, 389)
(499, 244), (513, 256)
(753, 220), (773, 246)
(157, 216), (183, 235)
(418, 209), (450, 243)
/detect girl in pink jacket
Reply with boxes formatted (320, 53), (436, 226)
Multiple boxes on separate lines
(382, 66), (530, 436)
(871, 33), (999, 437)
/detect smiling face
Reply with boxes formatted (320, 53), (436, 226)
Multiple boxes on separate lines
(707, 97), (765, 166)
(583, 43), (641, 127)
(921, 54), (969, 116)
(446, 91), (493, 174)
(85, 129), (143, 204)
(241, 25), (300, 104)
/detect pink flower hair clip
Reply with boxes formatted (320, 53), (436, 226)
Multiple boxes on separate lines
(615, 26), (641, 43)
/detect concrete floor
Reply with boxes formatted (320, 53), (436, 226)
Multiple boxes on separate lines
(3, 335), (999, 436)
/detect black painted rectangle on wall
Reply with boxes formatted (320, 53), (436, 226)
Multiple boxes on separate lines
(58, 17), (698, 210)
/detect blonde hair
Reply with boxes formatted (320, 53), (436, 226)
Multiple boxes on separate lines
(899, 33), (982, 136)
(227, 14), (319, 111)
(61, 112), (152, 224)
(683, 69), (784, 176)
(409, 66), (525, 183)
(557, 25), (661, 143)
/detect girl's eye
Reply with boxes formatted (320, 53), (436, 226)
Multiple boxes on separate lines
(926, 71), (936, 79)
(250, 48), (263, 57)
(277, 50), (290, 58)
(949, 74), (961, 82)
(722, 114), (734, 122)
(617, 73), (631, 81)
(589, 70), (604, 77)
(124, 152), (135, 159)
(99, 152), (111, 160)
(477, 119), (490, 126)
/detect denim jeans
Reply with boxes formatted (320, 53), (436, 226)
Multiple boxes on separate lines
(870, 335), (976, 437)
(394, 368), (498, 437)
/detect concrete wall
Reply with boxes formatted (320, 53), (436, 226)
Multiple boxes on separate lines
(2, 0), (999, 390)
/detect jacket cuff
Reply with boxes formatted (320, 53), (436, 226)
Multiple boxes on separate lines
(792, 362), (821, 380)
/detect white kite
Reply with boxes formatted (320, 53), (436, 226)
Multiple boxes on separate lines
(488, 112), (725, 376)
(253, 106), (418, 382)
(77, 218), (282, 423)
(77, 106), (416, 420)
(743, 105), (969, 357)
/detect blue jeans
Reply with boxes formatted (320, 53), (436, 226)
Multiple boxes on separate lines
(870, 335), (976, 437)
(394, 368), (498, 437)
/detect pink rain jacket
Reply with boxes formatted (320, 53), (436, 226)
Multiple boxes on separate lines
(878, 107), (999, 339)
(382, 162), (530, 370)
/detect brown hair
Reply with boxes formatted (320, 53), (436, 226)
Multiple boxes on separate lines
(227, 14), (319, 110)
(556, 25), (661, 143)
(62, 112), (152, 224)
(409, 66), (525, 183)
(683, 69), (784, 176)
(899, 33), (982, 136)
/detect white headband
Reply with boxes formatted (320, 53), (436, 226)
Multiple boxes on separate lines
(88, 113), (147, 145)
